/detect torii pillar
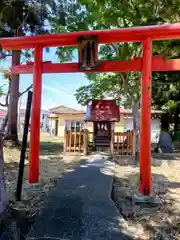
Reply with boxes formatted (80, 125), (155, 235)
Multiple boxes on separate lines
(139, 38), (152, 196)
(28, 45), (42, 183)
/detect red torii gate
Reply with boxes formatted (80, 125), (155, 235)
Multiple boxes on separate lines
(1, 23), (180, 196)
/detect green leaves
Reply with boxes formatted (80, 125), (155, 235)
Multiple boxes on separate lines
(0, 0), (60, 38)
(55, 47), (76, 63)
(49, 0), (180, 112)
(0, 0), (59, 61)
(152, 71), (180, 114)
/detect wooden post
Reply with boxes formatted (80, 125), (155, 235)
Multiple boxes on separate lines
(122, 132), (124, 155)
(16, 91), (32, 200)
(83, 129), (88, 155)
(132, 131), (136, 157)
(110, 123), (114, 157)
(74, 131), (77, 152)
(28, 45), (42, 184)
(93, 122), (95, 147)
(63, 129), (67, 155)
(139, 38), (152, 196)
(69, 131), (72, 153)
(116, 133), (119, 154)
(78, 132), (80, 152)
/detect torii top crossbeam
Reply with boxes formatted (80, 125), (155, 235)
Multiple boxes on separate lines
(1, 23), (180, 50)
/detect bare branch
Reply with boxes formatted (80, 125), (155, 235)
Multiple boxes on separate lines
(0, 68), (10, 75)
(0, 53), (12, 59)
(119, 72), (130, 95)
(5, 77), (11, 106)
(19, 84), (32, 97)
(110, 44), (118, 55)
(16, 5), (30, 36)
(0, 77), (32, 108)
(129, 0), (141, 19)
(0, 76), (11, 108)
(0, 103), (6, 107)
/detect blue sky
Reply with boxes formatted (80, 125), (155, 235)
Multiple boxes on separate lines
(0, 47), (88, 110)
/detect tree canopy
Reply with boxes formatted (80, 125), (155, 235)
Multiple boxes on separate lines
(51, 0), (180, 133)
(1, 0), (180, 134)
(52, 0), (180, 103)
(0, 0), (60, 142)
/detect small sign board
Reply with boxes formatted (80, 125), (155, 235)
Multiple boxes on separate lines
(85, 100), (120, 122)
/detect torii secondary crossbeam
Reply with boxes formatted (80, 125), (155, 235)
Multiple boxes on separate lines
(1, 23), (180, 196)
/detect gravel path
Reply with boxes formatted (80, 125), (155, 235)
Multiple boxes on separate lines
(26, 155), (131, 240)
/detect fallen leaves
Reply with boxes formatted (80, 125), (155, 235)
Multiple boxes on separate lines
(3, 145), (78, 217)
(112, 155), (180, 239)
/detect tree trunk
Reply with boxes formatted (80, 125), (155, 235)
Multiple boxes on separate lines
(174, 106), (179, 137)
(161, 113), (170, 132)
(132, 99), (140, 160)
(5, 50), (20, 144)
(1, 113), (8, 132)
(0, 132), (9, 215)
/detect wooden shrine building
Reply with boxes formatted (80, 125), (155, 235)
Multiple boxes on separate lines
(85, 100), (120, 151)
(64, 100), (136, 156)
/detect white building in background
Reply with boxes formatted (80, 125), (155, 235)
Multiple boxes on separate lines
(19, 109), (49, 133)
(123, 109), (161, 143)
(0, 108), (50, 134)
(40, 110), (50, 132)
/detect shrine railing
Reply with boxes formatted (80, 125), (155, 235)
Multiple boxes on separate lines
(63, 129), (136, 156)
(88, 131), (93, 148)
(112, 130), (136, 156)
(63, 130), (88, 155)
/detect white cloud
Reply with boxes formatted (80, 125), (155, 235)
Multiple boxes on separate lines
(43, 84), (74, 96)
(43, 85), (60, 93)
(18, 84), (83, 111)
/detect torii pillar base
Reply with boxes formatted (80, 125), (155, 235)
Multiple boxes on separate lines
(132, 192), (162, 207)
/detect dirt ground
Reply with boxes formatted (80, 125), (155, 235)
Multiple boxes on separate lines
(3, 135), (180, 239)
(3, 134), (82, 239)
(112, 154), (180, 240)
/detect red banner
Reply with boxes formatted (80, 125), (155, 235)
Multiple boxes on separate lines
(91, 100), (120, 122)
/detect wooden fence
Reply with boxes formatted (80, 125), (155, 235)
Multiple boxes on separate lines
(88, 131), (93, 148)
(63, 130), (88, 154)
(64, 129), (136, 156)
(113, 131), (136, 156)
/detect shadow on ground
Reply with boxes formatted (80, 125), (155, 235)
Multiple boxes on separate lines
(112, 169), (180, 239)
(25, 161), (133, 240)
(114, 153), (180, 168)
(39, 141), (63, 156)
(3, 145), (134, 240)
(3, 142), (70, 240)
(4, 145), (180, 239)
(23, 141), (63, 156)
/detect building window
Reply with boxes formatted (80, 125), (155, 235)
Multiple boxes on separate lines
(65, 120), (85, 132)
